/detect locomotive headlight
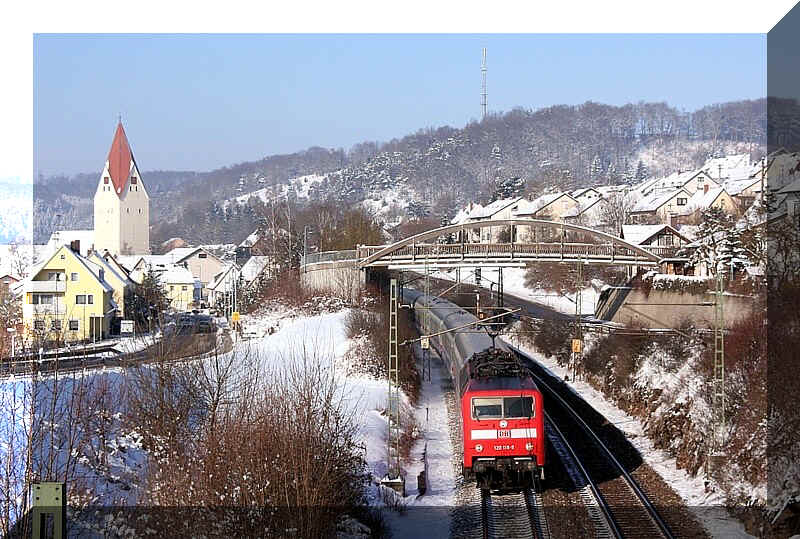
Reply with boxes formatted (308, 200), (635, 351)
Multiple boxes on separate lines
(475, 444), (483, 453)
(525, 442), (534, 451)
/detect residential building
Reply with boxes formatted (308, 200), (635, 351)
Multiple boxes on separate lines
(207, 264), (241, 309)
(161, 266), (197, 311)
(88, 251), (134, 318)
(93, 121), (150, 256)
(21, 245), (115, 343)
(630, 188), (692, 224)
(513, 192), (579, 242)
(1, 274), (20, 292)
(620, 224), (692, 275)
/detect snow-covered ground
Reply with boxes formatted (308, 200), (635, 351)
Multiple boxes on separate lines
(505, 334), (754, 538)
(433, 266), (601, 316)
(378, 345), (455, 538)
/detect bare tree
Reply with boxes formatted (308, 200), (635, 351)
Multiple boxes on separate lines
(601, 191), (635, 234)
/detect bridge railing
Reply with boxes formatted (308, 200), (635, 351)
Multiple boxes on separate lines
(356, 242), (671, 262)
(302, 250), (358, 266)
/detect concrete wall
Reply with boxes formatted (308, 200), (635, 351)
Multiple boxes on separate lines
(609, 288), (755, 329)
(301, 261), (364, 302)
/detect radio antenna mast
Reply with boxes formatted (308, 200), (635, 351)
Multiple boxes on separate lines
(481, 47), (488, 119)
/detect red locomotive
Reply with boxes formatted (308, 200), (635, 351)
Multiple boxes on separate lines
(405, 290), (545, 490)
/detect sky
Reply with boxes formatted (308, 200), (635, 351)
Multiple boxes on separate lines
(34, 34), (767, 177)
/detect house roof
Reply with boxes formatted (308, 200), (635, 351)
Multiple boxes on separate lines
(571, 187), (601, 199)
(470, 197), (523, 219)
(107, 121), (136, 196)
(724, 177), (762, 196)
(115, 255), (145, 272)
(89, 252), (132, 286)
(562, 196), (606, 218)
(238, 231), (261, 248)
(631, 188), (690, 213)
(26, 246), (114, 294)
(621, 224), (690, 246)
(208, 264), (240, 291)
(160, 266), (195, 284)
(241, 256), (271, 282)
(685, 187), (729, 213)
(515, 192), (573, 216)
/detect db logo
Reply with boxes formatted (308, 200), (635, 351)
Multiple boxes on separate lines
(499, 420), (508, 428)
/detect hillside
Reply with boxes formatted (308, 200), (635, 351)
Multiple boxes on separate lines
(33, 98), (766, 246)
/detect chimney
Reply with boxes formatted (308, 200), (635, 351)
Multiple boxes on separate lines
(704, 184), (709, 194)
(70, 239), (80, 253)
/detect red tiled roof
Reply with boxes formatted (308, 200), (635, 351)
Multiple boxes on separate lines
(107, 122), (133, 196)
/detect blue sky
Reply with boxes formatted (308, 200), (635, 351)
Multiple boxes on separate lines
(34, 34), (766, 176)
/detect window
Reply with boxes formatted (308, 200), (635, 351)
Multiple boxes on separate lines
(87, 295), (94, 304)
(76, 295), (86, 304)
(677, 198), (687, 206)
(472, 398), (503, 420)
(170, 285), (174, 291)
(71, 272), (78, 282)
(131, 177), (137, 184)
(503, 397), (534, 419)
(51, 319), (62, 331)
(138, 209), (142, 214)
(181, 285), (188, 291)
(471, 396), (535, 419)
(47, 272), (60, 281)
(34, 320), (45, 331)
(104, 177), (109, 184)
(69, 320), (79, 331)
(34, 294), (53, 305)
(198, 253), (207, 259)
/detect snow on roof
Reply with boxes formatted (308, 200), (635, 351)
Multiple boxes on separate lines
(685, 187), (728, 212)
(208, 264), (240, 291)
(160, 266), (195, 284)
(114, 255), (144, 272)
(515, 193), (570, 216)
(562, 196), (605, 218)
(239, 231), (261, 248)
(450, 203), (484, 225)
(163, 247), (202, 261)
(45, 230), (95, 256)
(89, 252), (131, 286)
(571, 187), (601, 199)
(470, 197), (523, 219)
(778, 176), (800, 194)
(701, 154), (752, 179)
(241, 256), (271, 282)
(621, 225), (671, 245)
(723, 177), (761, 196)
(631, 188), (690, 213)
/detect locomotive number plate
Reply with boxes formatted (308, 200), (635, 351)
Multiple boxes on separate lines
(494, 444), (515, 451)
(498, 430), (511, 438)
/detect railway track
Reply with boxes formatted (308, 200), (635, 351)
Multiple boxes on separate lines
(480, 484), (551, 539)
(511, 347), (675, 539)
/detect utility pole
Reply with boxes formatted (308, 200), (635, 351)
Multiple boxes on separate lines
(708, 270), (726, 484)
(383, 278), (404, 494)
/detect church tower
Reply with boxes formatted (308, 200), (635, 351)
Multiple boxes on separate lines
(93, 121), (150, 256)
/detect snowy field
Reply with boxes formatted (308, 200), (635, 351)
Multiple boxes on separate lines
(504, 334), (754, 539)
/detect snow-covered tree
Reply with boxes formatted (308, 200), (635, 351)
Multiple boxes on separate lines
(690, 207), (733, 275)
(490, 176), (526, 201)
(635, 160), (649, 180)
(589, 155), (603, 182)
(717, 229), (749, 278)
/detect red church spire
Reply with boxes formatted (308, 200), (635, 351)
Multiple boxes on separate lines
(106, 121), (134, 195)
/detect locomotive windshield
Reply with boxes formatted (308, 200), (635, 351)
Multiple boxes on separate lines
(472, 396), (534, 419)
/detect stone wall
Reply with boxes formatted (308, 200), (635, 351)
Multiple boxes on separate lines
(609, 288), (755, 328)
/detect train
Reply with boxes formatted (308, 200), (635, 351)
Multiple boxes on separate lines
(402, 288), (546, 490)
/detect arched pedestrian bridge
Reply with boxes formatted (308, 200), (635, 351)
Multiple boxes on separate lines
(301, 219), (680, 296)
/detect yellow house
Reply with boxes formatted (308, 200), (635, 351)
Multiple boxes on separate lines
(161, 266), (197, 311)
(22, 245), (116, 343)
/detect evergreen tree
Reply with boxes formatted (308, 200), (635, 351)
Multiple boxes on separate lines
(635, 160), (649, 180)
(690, 207), (732, 275)
(718, 229), (749, 278)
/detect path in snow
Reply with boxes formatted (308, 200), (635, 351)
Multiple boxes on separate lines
(382, 347), (456, 538)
